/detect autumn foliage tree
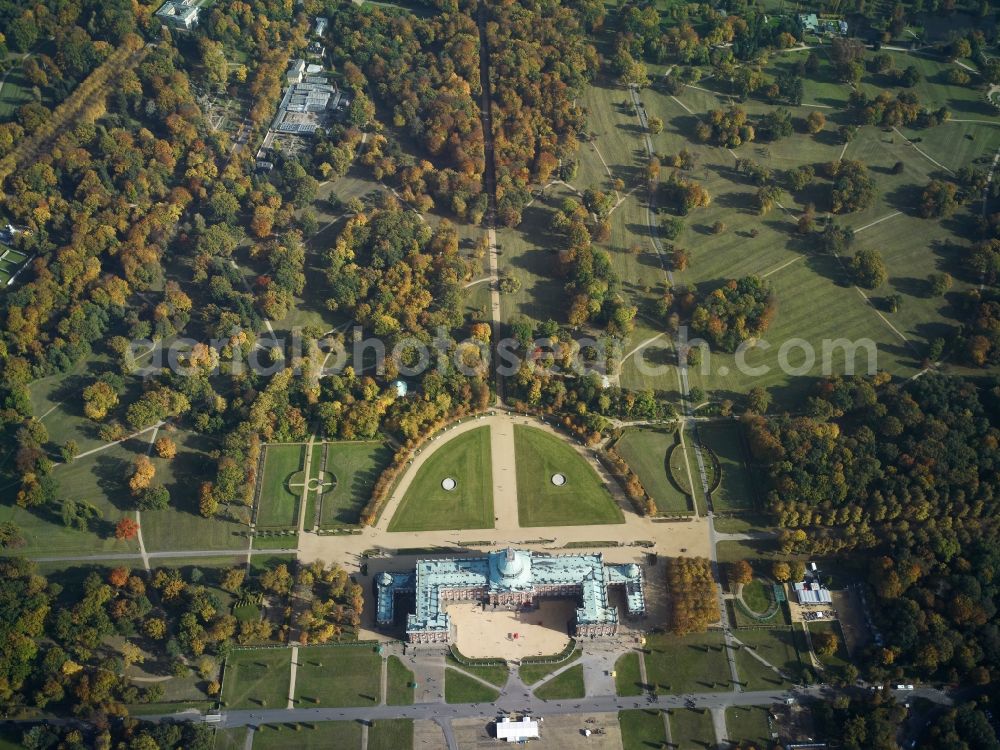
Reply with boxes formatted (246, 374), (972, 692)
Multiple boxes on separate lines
(660, 172), (711, 215)
(486, 0), (596, 223)
(83, 381), (119, 421)
(728, 560), (754, 587)
(690, 276), (776, 352)
(108, 567), (130, 588)
(849, 249), (888, 289)
(806, 110), (826, 134)
(198, 482), (218, 518)
(813, 631), (839, 658)
(698, 106), (754, 147)
(827, 159), (877, 214)
(114, 517), (139, 541)
(665, 556), (718, 634)
(154, 436), (177, 459)
(128, 456), (156, 496)
(771, 561), (791, 582)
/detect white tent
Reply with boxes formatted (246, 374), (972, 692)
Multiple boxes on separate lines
(496, 716), (539, 743)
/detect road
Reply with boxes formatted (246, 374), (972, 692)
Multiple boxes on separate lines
(147, 685), (952, 729)
(476, 0), (504, 402)
(627, 84), (672, 285)
(627, 78), (742, 695)
(28, 548), (297, 564)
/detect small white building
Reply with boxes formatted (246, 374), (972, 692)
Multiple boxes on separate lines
(156, 0), (200, 29)
(496, 716), (539, 743)
(286, 59), (306, 84)
(314, 17), (328, 37)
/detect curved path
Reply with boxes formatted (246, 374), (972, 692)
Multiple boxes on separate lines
(619, 330), (669, 367)
(296, 411), (711, 608)
(463, 276), (496, 289)
(734, 582), (780, 621)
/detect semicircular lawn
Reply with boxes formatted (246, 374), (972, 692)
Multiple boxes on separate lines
(388, 426), (494, 532)
(513, 425), (623, 527)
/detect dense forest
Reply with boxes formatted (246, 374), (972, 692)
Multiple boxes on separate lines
(665, 556), (718, 635)
(746, 373), (1000, 685)
(0, 556), (360, 720)
(486, 0), (598, 226)
(321, 3), (487, 222)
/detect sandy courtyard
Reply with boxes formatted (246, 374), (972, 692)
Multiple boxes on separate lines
(448, 599), (576, 659)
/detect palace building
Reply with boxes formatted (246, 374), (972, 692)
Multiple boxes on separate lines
(375, 548), (646, 644)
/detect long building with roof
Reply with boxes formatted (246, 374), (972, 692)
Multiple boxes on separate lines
(376, 548), (646, 644)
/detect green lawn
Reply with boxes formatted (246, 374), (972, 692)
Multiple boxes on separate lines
(252, 721), (363, 749)
(669, 707), (716, 750)
(667, 438), (694, 497)
(614, 651), (645, 696)
(140, 429), (251, 552)
(645, 85), (957, 406)
(445, 654), (509, 687)
(307, 441), (391, 527)
(712, 513), (771, 534)
(26, 349), (137, 456)
(519, 650), (581, 685)
(444, 667), (502, 703)
(741, 579), (770, 613)
(732, 591), (789, 630)
(644, 631), (732, 693)
(725, 705), (772, 748)
(0, 66), (39, 119)
(497, 76), (671, 350)
(257, 444), (305, 528)
(615, 429), (692, 513)
(619, 316), (682, 399)
(292, 645), (381, 707)
(221, 649), (291, 709)
(210, 727), (248, 750)
(735, 641), (790, 691)
(368, 719), (413, 750)
(717, 538), (778, 565)
(514, 426), (623, 526)
(698, 423), (755, 512)
(21, 375), (249, 556)
(488, 42), (997, 413)
(142, 430), (250, 551)
(386, 655), (415, 705)
(250, 534), (298, 550)
(128, 666), (215, 713)
(808, 620), (852, 673)
(497, 184), (579, 324)
(860, 48), (996, 119)
(684, 427), (709, 516)
(764, 49), (852, 108)
(619, 709), (668, 750)
(388, 426), (494, 532)
(734, 627), (805, 685)
(0, 442), (141, 556)
(248, 552), (296, 574)
(533, 664), (586, 700)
